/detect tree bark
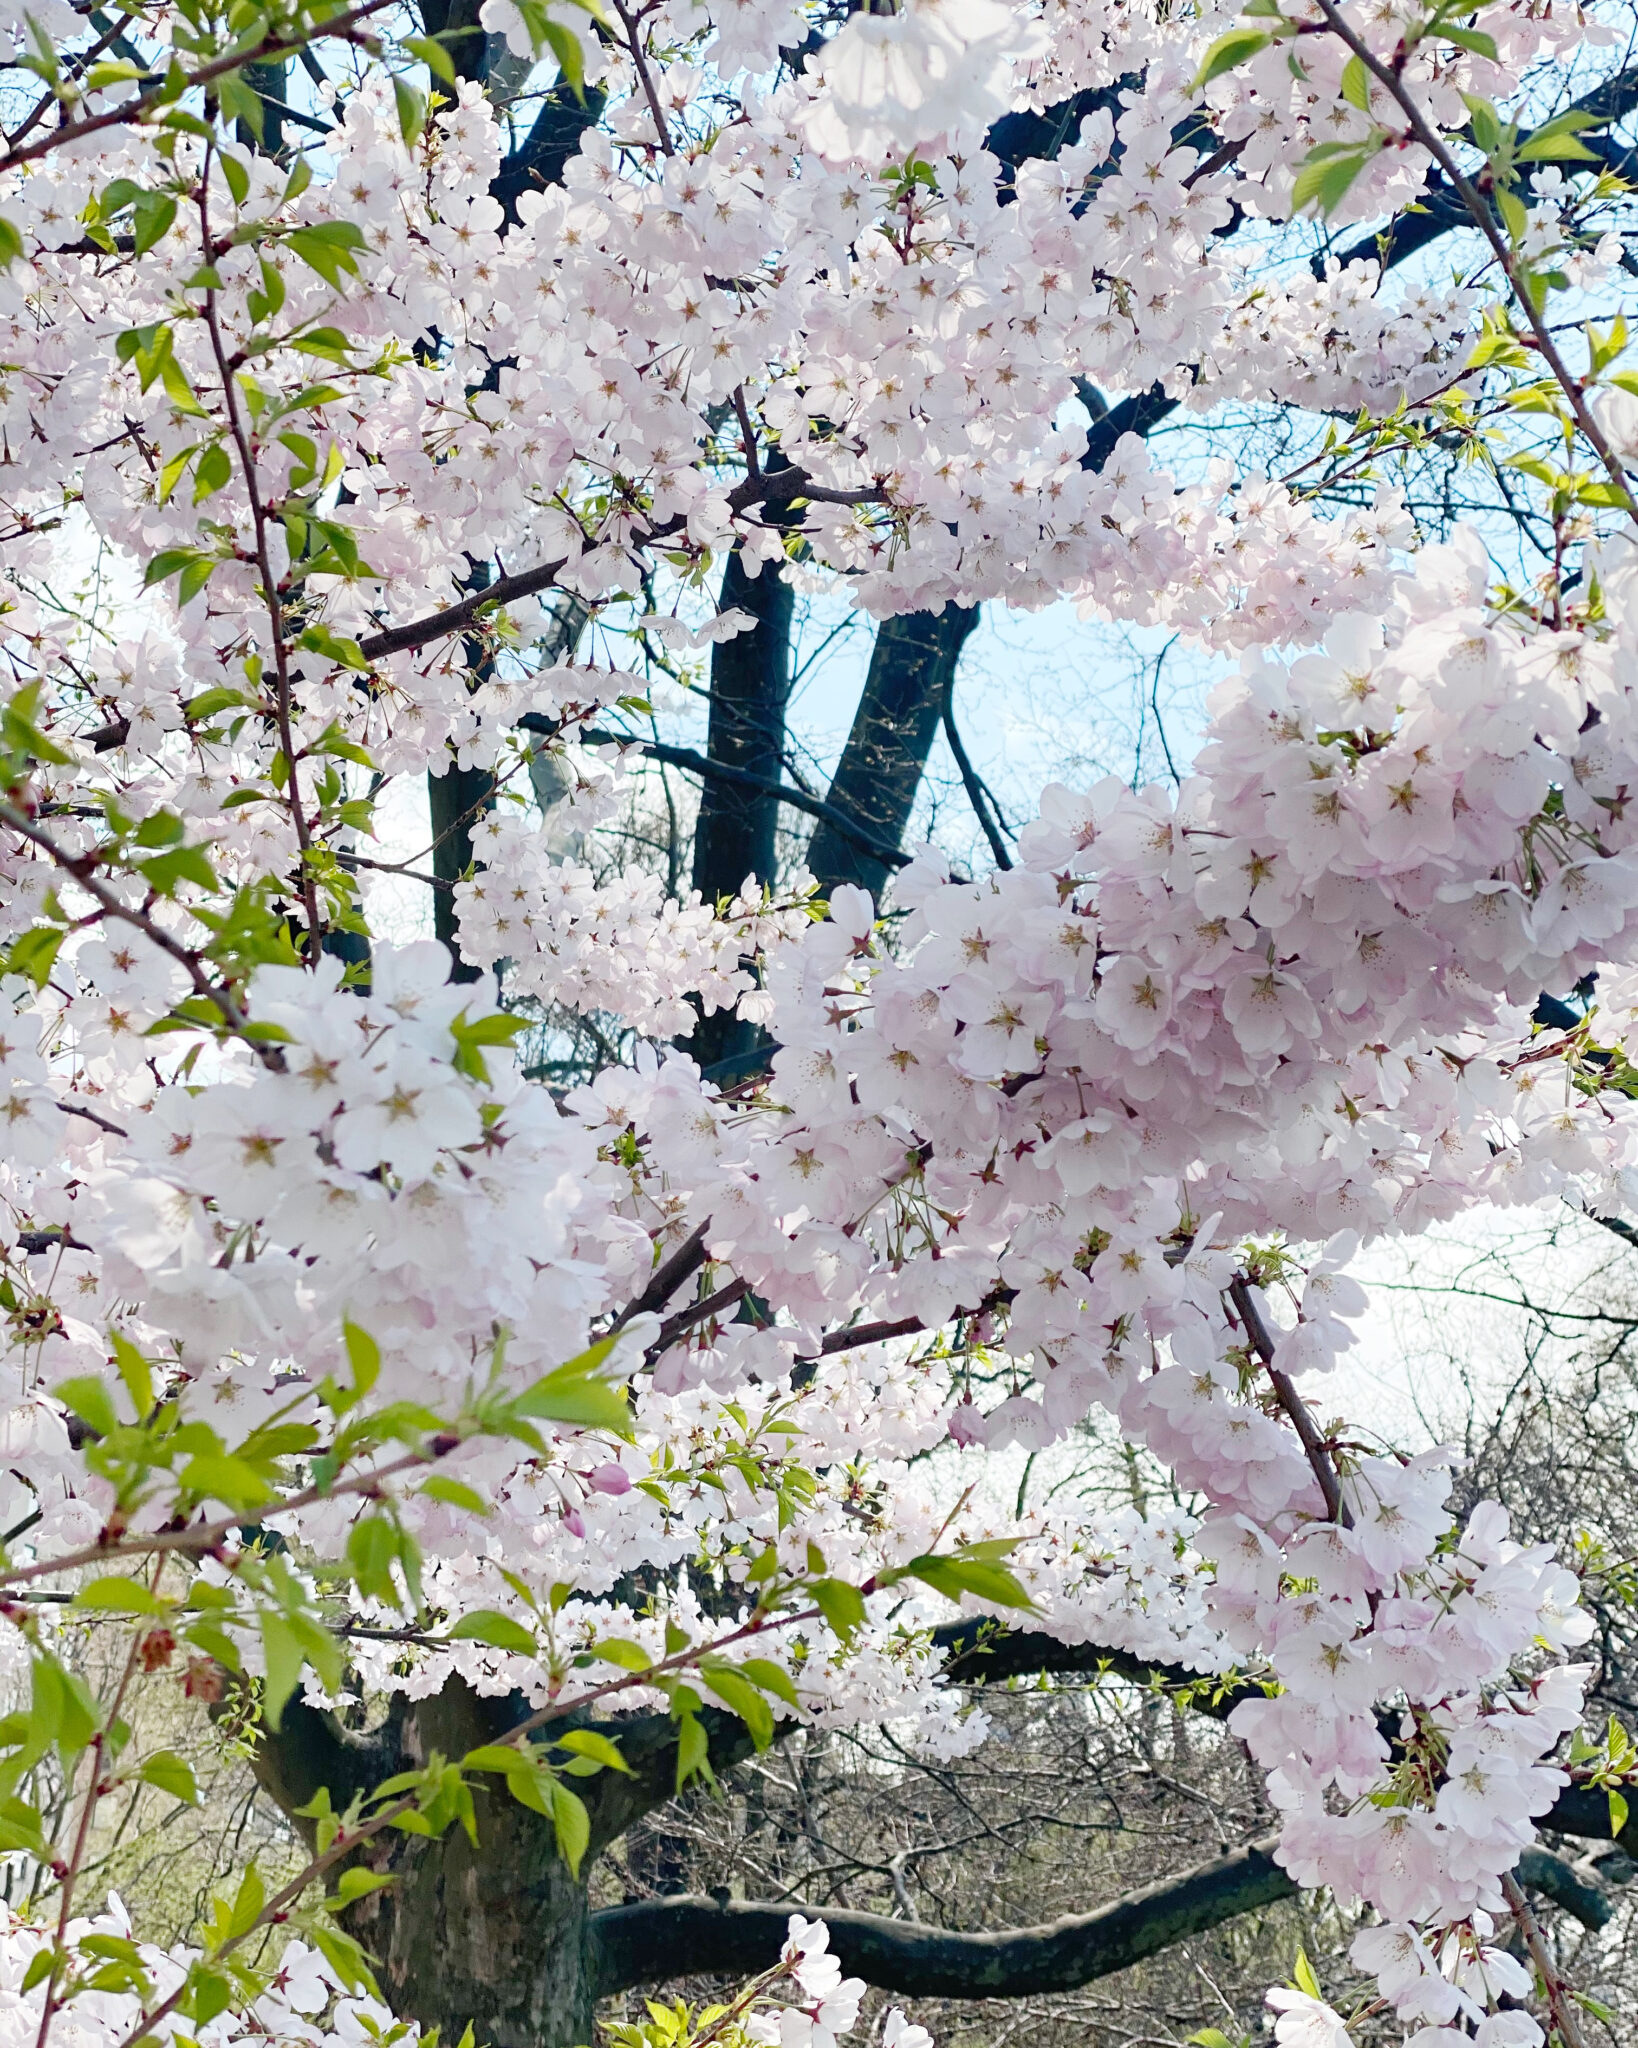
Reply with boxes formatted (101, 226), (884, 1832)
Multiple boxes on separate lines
(429, 759), (493, 984)
(688, 545), (795, 1071)
(588, 1837), (1615, 1998)
(248, 1690), (770, 2048)
(691, 550), (796, 906)
(589, 1838), (1296, 1998)
(807, 605), (978, 903)
(244, 1646), (1629, 2046)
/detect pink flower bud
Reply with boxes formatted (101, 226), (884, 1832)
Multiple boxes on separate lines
(562, 1508), (586, 1538)
(589, 1462), (631, 1496)
(947, 1401), (984, 1448)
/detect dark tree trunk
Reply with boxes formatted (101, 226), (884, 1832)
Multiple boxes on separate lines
(688, 546), (795, 1072)
(807, 604), (979, 904)
(429, 761), (493, 984)
(250, 1684), (597, 2048)
(691, 550), (795, 905)
(353, 1778), (596, 2048)
(247, 1689), (767, 2048)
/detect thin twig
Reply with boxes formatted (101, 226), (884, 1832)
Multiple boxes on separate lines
(1228, 1275), (1350, 1525)
(198, 152), (323, 955)
(0, 797), (277, 1065)
(1310, 0), (1638, 517)
(0, 0), (394, 176)
(1502, 1869), (1590, 2048)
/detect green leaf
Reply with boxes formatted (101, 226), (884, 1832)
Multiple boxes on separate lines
(33, 1657), (96, 1763)
(328, 1868), (395, 1909)
(131, 190), (176, 257)
(1339, 54), (1370, 112)
(734, 1658), (800, 1708)
(216, 69), (263, 141)
(697, 1662), (773, 1748)
(1517, 129), (1603, 164)
(394, 75), (427, 147)
(1292, 1949), (1323, 2001)
(673, 1709), (713, 1792)
(812, 1577), (867, 1643)
(553, 1728), (631, 1774)
(109, 1329), (154, 1420)
(1517, 108), (1603, 162)
(447, 1611), (538, 1656)
(185, 1965), (234, 2026)
(402, 33), (457, 81)
(906, 1554), (1035, 1611)
(1496, 183), (1529, 242)
(343, 1318), (381, 1395)
(551, 1780), (590, 1876)
(143, 546), (202, 588)
(139, 1750), (200, 1804)
(73, 1576), (166, 1616)
(84, 58), (145, 86)
(157, 445), (196, 507)
(592, 1637), (653, 1672)
(1291, 139), (1378, 216)
(1461, 91), (1504, 157)
(538, 18), (585, 94)
(1437, 22), (1497, 58)
(184, 685), (253, 724)
(192, 441), (231, 503)
(449, 1006), (530, 1083)
(220, 152), (251, 208)
(54, 1374), (118, 1440)
(285, 221), (368, 289)
(259, 1613), (305, 1730)
(6, 925), (65, 989)
(0, 1798), (47, 1859)
(1191, 24), (1272, 89)
(419, 1475), (489, 1514)
(512, 1340), (630, 1435)
(139, 844), (217, 896)
(228, 1864), (266, 1940)
(1610, 1787), (1629, 1837)
(347, 1514), (409, 1609)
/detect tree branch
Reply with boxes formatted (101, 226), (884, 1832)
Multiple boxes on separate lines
(581, 729), (911, 873)
(587, 1837), (1295, 1998)
(358, 472), (881, 664)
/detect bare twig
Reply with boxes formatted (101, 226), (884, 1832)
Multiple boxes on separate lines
(1228, 1275), (1350, 1525)
(0, 0), (395, 177)
(1310, 0), (1638, 518)
(1502, 1868), (1590, 2048)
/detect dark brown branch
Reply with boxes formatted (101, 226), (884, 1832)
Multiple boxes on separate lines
(586, 1828), (1616, 2003)
(931, 1618), (1244, 1704)
(610, 1220), (712, 1332)
(356, 470), (883, 664)
(1228, 1275), (1349, 1525)
(649, 1276), (752, 1355)
(587, 1836), (1295, 1999)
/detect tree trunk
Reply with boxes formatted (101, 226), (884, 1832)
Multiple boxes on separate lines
(351, 1783), (595, 2048)
(250, 1684), (596, 2048)
(248, 1688), (769, 2048)
(691, 549), (795, 906)
(430, 760), (493, 984)
(688, 545), (795, 1073)
(807, 604), (978, 904)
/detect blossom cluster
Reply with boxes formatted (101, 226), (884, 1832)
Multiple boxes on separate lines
(0, 0), (1630, 2043)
